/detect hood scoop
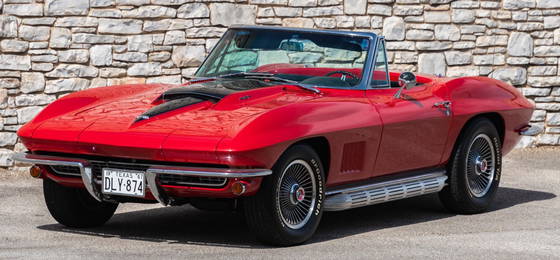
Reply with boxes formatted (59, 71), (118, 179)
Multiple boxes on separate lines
(135, 79), (273, 123)
(156, 86), (229, 103)
(135, 96), (205, 122)
(156, 79), (272, 103)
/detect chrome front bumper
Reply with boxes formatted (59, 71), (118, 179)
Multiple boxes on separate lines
(13, 153), (272, 205)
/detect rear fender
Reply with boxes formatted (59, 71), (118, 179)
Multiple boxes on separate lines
(442, 77), (534, 162)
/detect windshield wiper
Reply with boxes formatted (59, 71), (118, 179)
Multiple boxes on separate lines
(218, 72), (321, 94)
(219, 72), (273, 79)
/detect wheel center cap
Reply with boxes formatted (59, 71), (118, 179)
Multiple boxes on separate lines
(475, 156), (488, 174)
(289, 184), (305, 205)
(296, 187), (305, 202)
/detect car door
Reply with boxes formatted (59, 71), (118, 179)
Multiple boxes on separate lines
(366, 39), (452, 177)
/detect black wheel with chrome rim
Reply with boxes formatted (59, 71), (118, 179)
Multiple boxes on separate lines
(244, 144), (325, 246)
(440, 117), (502, 214)
(466, 134), (496, 198)
(277, 159), (317, 230)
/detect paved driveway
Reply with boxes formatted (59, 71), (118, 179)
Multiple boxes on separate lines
(1, 148), (559, 259)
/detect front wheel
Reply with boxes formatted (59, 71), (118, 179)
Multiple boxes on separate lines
(243, 144), (325, 246)
(44, 178), (118, 228)
(439, 117), (502, 214)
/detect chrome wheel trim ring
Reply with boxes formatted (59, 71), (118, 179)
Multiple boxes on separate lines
(466, 133), (496, 198)
(276, 159), (317, 230)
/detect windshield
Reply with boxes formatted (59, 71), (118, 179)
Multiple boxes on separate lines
(195, 29), (372, 88)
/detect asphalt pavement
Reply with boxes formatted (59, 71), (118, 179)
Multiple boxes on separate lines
(1, 148), (559, 259)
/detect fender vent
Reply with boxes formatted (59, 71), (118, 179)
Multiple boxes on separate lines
(340, 142), (365, 174)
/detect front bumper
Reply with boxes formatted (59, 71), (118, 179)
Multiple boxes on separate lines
(13, 153), (272, 205)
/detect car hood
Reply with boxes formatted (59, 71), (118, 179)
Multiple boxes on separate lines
(20, 78), (317, 161)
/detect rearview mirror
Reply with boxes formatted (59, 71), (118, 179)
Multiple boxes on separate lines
(279, 40), (304, 52)
(394, 72), (417, 99)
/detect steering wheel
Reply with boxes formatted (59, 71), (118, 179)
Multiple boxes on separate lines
(324, 70), (359, 82)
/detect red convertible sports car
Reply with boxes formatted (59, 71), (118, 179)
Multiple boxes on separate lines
(15, 25), (537, 246)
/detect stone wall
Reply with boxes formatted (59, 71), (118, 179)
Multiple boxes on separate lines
(1, 0), (560, 168)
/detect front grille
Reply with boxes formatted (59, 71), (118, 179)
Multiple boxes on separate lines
(158, 174), (227, 187)
(42, 157), (228, 188)
(49, 165), (81, 177)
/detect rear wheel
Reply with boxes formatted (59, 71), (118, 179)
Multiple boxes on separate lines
(44, 178), (118, 228)
(439, 117), (502, 214)
(244, 144), (325, 246)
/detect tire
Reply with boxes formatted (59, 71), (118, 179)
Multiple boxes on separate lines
(439, 117), (502, 214)
(243, 144), (325, 246)
(43, 178), (118, 228)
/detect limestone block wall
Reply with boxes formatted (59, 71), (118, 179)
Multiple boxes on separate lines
(1, 0), (560, 168)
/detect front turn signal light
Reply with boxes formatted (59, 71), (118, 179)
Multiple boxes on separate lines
(231, 181), (247, 196)
(30, 165), (42, 178)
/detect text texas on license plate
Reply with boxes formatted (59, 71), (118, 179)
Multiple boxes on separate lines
(102, 168), (145, 197)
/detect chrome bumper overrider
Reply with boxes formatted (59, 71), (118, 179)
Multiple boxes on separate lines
(13, 153), (102, 201)
(13, 153), (272, 205)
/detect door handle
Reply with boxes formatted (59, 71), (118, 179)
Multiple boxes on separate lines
(433, 101), (451, 108)
(433, 101), (452, 116)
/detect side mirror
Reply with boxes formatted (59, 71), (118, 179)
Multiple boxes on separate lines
(394, 72), (417, 99)
(398, 72), (417, 90)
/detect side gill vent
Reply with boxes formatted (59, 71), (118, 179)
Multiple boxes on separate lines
(340, 141), (365, 174)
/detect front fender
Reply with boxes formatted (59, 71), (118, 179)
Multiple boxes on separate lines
(215, 96), (381, 172)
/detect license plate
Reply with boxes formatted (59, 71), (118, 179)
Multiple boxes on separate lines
(102, 168), (145, 197)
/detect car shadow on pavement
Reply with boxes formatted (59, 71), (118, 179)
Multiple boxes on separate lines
(37, 187), (555, 248)
(313, 186), (556, 243)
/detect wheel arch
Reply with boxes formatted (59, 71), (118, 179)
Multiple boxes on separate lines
(473, 113), (505, 146)
(287, 137), (331, 180)
(449, 112), (505, 162)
